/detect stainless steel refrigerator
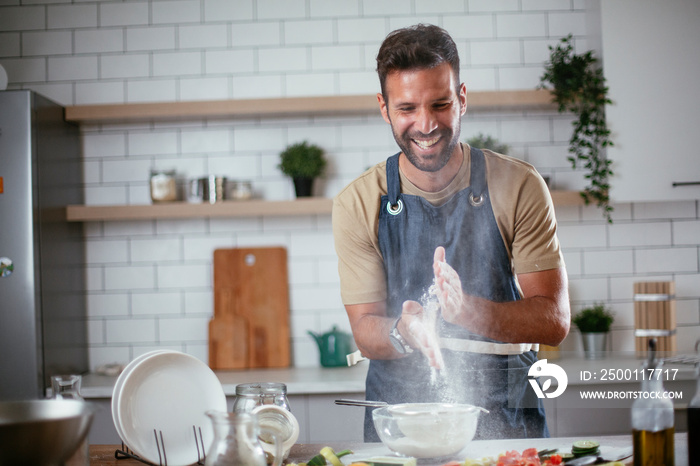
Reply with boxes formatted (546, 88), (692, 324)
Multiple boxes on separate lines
(0, 90), (88, 400)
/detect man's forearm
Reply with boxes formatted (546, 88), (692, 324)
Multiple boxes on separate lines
(345, 303), (403, 360)
(457, 293), (570, 346)
(435, 264), (570, 347)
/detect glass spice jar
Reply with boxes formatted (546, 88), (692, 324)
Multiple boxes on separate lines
(150, 169), (177, 203)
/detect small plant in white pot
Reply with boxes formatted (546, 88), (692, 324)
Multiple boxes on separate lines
(572, 303), (615, 359)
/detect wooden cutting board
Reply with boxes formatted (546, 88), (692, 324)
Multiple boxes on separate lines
(208, 247), (290, 370)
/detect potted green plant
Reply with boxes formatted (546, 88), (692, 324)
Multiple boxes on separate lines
(572, 303), (615, 359)
(466, 133), (509, 154)
(539, 34), (614, 222)
(278, 141), (327, 197)
(466, 133), (551, 187)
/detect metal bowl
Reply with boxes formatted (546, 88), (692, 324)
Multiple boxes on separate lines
(371, 403), (481, 459)
(0, 399), (94, 465)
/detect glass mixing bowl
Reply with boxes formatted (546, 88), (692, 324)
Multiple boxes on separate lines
(371, 402), (482, 459)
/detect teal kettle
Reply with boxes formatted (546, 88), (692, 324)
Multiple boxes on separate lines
(308, 326), (354, 367)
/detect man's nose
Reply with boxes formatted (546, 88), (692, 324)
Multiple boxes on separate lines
(415, 107), (438, 134)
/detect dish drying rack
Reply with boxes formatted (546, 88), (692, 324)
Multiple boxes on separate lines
(115, 426), (206, 466)
(662, 354), (700, 365)
(661, 338), (700, 366)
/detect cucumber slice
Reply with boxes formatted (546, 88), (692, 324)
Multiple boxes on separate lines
(538, 448), (559, 458)
(570, 440), (601, 459)
(572, 440), (600, 450)
(572, 448), (600, 458)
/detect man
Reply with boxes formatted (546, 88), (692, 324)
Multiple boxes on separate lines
(332, 24), (570, 441)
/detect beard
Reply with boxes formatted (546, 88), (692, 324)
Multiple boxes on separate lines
(389, 120), (461, 173)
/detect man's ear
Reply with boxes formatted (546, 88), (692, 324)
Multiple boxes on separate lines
(377, 93), (391, 124)
(459, 83), (467, 116)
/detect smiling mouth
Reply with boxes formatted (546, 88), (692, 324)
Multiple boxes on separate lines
(412, 136), (441, 150)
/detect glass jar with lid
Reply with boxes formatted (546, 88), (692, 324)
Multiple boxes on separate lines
(149, 169), (177, 203)
(232, 382), (290, 413)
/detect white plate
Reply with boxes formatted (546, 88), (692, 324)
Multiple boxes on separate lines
(111, 350), (173, 443)
(116, 351), (226, 466)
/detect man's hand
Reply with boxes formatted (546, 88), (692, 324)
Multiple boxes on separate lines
(432, 246), (464, 325)
(400, 300), (445, 370)
(428, 246), (571, 346)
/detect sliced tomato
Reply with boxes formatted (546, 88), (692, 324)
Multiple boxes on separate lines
(543, 454), (562, 466)
(497, 450), (525, 465)
(495, 448), (545, 466)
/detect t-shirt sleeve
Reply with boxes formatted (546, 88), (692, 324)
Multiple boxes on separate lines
(509, 169), (564, 274)
(332, 191), (387, 305)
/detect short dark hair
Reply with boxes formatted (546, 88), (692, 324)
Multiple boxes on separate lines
(376, 24), (460, 97)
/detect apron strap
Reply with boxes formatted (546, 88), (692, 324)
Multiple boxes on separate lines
(440, 337), (539, 355)
(385, 153), (401, 206)
(468, 147), (487, 207)
(387, 147), (486, 204)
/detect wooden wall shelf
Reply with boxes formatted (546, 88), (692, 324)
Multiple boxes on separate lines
(65, 198), (332, 221)
(63, 89), (569, 222)
(64, 89), (555, 124)
(65, 191), (583, 222)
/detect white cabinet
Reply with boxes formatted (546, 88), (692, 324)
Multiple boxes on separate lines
(601, 0), (700, 202)
(299, 393), (365, 443)
(86, 392), (366, 445)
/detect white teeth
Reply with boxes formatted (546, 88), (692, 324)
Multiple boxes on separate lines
(413, 137), (440, 149)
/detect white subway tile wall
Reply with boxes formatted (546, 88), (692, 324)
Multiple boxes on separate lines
(1, 1), (698, 369)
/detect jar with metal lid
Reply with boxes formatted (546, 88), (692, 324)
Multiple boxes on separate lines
(228, 180), (253, 200)
(232, 382), (290, 413)
(150, 169), (177, 203)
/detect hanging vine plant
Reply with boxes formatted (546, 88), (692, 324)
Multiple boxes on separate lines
(539, 34), (614, 222)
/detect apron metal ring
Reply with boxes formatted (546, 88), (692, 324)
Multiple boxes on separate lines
(387, 199), (404, 215)
(469, 193), (484, 207)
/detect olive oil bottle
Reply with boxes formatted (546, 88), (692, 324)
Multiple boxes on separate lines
(688, 362), (699, 466)
(631, 339), (674, 466)
(632, 428), (674, 466)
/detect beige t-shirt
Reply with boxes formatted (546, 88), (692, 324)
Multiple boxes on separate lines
(332, 144), (564, 305)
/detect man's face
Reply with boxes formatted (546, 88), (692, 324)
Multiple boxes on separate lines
(379, 63), (467, 173)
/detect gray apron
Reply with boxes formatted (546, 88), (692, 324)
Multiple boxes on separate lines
(364, 148), (548, 441)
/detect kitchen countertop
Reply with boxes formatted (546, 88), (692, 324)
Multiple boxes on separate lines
(80, 364), (369, 398)
(88, 432), (689, 465)
(79, 354), (697, 399)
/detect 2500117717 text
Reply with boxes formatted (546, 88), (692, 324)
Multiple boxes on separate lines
(580, 368), (678, 382)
